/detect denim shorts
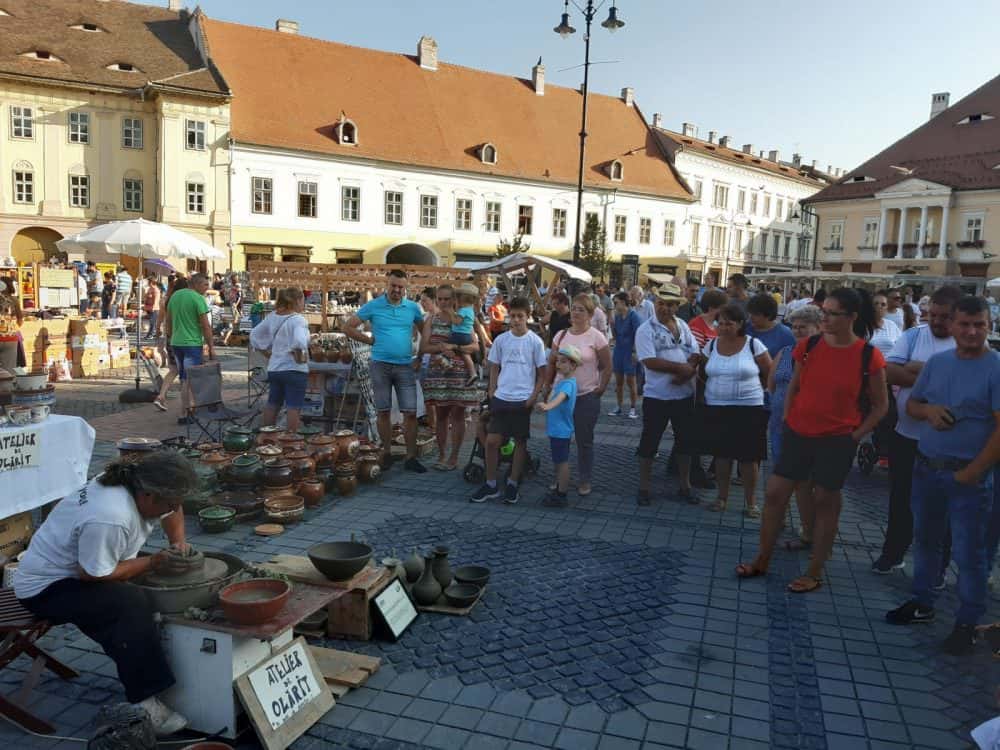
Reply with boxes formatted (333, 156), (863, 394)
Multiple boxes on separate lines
(549, 436), (571, 464)
(449, 331), (473, 346)
(370, 360), (417, 413)
(173, 345), (204, 380)
(267, 369), (308, 410)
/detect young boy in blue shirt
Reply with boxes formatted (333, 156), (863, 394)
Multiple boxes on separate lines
(537, 344), (581, 507)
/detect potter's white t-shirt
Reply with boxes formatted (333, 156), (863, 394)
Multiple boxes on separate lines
(14, 479), (158, 599)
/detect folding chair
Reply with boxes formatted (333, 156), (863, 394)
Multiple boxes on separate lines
(0, 588), (79, 734)
(185, 360), (258, 443)
(247, 346), (269, 410)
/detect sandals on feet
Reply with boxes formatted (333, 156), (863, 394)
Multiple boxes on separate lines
(744, 506), (761, 519)
(784, 538), (812, 551)
(708, 499), (727, 512)
(735, 562), (767, 579)
(787, 575), (823, 593)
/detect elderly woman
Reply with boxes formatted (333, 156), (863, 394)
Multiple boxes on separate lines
(15, 452), (199, 736)
(768, 304), (822, 549)
(699, 303), (772, 517)
(544, 293), (612, 496)
(421, 284), (482, 471)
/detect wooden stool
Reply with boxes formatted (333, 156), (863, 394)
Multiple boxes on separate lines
(0, 588), (78, 734)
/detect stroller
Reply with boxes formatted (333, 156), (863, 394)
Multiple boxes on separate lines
(462, 400), (541, 484)
(856, 386), (897, 475)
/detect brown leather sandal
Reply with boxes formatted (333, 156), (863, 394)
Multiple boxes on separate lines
(787, 575), (822, 593)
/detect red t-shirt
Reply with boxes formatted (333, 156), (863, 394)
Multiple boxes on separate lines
(688, 316), (717, 350)
(786, 336), (886, 437)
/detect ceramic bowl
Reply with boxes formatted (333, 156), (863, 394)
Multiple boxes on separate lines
(263, 494), (304, 524)
(14, 372), (48, 391)
(30, 404), (50, 423)
(219, 578), (291, 625)
(307, 541), (372, 581)
(452, 565), (491, 589)
(443, 583), (480, 608)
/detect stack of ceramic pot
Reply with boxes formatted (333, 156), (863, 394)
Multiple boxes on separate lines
(307, 434), (336, 486)
(284, 450), (316, 482)
(222, 426), (254, 455)
(259, 457), (295, 500)
(255, 425), (282, 447)
(332, 430), (360, 496)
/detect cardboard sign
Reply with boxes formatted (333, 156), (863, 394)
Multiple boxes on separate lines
(236, 637), (334, 750)
(372, 579), (418, 640)
(0, 428), (40, 473)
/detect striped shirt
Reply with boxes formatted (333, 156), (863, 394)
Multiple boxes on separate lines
(115, 271), (133, 298)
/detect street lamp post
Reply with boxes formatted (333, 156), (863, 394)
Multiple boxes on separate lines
(554, 0), (624, 266)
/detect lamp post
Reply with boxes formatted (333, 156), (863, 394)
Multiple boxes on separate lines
(554, 0), (624, 266)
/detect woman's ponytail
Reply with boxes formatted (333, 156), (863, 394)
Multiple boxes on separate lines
(829, 287), (875, 340)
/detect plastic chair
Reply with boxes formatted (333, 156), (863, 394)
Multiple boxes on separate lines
(185, 360), (257, 442)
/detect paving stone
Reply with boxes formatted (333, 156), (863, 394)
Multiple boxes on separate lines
(555, 727), (600, 750)
(476, 711), (522, 739)
(439, 705), (484, 730)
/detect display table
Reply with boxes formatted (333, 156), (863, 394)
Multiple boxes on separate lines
(0, 415), (95, 515)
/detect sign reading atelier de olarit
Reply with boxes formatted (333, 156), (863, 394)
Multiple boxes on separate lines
(237, 637), (334, 750)
(0, 429), (41, 473)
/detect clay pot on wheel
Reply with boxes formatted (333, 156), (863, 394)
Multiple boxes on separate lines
(411, 555), (442, 606)
(333, 430), (360, 463)
(335, 475), (357, 497)
(296, 478), (325, 507)
(285, 450), (316, 481)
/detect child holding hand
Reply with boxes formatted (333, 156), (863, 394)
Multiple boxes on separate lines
(536, 344), (581, 507)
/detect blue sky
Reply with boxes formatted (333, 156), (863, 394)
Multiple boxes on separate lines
(190, 0), (998, 172)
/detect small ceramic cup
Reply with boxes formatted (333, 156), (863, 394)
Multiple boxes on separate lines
(30, 405), (50, 423)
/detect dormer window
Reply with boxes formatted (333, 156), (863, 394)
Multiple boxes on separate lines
(609, 160), (624, 182)
(21, 50), (63, 62)
(850, 175), (876, 183)
(107, 62), (141, 73)
(0, 9), (10, 16)
(480, 143), (498, 165)
(335, 115), (358, 146)
(957, 113), (995, 125)
(70, 22), (105, 32)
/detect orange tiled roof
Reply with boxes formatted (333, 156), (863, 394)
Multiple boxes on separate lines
(653, 127), (826, 188)
(807, 72), (1000, 204)
(0, 0), (227, 96)
(200, 18), (691, 202)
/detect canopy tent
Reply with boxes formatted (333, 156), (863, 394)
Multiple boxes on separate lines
(745, 269), (987, 295)
(469, 253), (592, 283)
(642, 272), (676, 287)
(56, 219), (225, 402)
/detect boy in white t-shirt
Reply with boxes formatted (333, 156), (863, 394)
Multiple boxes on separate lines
(470, 297), (547, 505)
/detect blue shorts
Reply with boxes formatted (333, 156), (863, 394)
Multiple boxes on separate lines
(370, 360), (417, 413)
(173, 345), (203, 380)
(449, 331), (473, 346)
(613, 345), (635, 375)
(549, 436), (571, 464)
(267, 370), (308, 410)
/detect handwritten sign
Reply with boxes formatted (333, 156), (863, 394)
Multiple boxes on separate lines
(248, 640), (323, 730)
(0, 428), (40, 473)
(373, 579), (418, 640)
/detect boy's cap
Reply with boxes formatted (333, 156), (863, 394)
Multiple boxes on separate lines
(557, 344), (582, 365)
(458, 282), (480, 297)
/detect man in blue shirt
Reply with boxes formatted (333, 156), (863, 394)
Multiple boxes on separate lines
(886, 296), (1000, 655)
(343, 270), (426, 473)
(746, 294), (796, 357)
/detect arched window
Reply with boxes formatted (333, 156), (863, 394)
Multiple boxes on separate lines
(481, 143), (498, 165)
(609, 160), (624, 181)
(336, 116), (358, 146)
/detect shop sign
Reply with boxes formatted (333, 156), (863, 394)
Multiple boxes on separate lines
(621, 255), (640, 290)
(248, 640), (325, 730)
(372, 579), (418, 640)
(0, 428), (40, 473)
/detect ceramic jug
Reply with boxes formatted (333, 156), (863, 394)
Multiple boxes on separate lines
(403, 548), (424, 584)
(431, 546), (452, 588)
(411, 555), (442, 606)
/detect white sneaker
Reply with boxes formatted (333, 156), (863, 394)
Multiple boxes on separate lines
(627, 407), (638, 419)
(137, 696), (188, 737)
(608, 407), (623, 417)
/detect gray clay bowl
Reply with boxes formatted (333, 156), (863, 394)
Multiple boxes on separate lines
(452, 565), (490, 588)
(443, 583), (480, 608)
(307, 541), (372, 581)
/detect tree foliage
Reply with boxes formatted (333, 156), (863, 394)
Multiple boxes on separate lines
(495, 233), (530, 258)
(578, 214), (609, 282)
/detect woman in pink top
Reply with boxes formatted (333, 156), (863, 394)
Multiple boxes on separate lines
(543, 293), (612, 496)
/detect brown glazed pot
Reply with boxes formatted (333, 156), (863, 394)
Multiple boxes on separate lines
(308, 435), (336, 468)
(254, 443), (284, 459)
(260, 458), (294, 487)
(277, 433), (306, 452)
(296, 478), (325, 507)
(255, 426), (282, 446)
(333, 430), (360, 463)
(335, 475), (357, 497)
(285, 450), (316, 481)
(333, 460), (357, 478)
(260, 483), (295, 501)
(357, 456), (381, 483)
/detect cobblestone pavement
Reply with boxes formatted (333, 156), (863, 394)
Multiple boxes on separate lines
(3, 351), (999, 749)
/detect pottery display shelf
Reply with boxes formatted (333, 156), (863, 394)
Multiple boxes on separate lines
(259, 555), (394, 641)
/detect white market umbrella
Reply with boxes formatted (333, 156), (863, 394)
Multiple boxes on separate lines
(56, 219), (226, 402)
(471, 252), (593, 283)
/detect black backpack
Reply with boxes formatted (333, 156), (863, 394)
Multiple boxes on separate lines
(803, 334), (875, 416)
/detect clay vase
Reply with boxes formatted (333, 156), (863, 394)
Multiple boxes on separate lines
(382, 557), (406, 585)
(335, 475), (357, 497)
(297, 478), (325, 508)
(260, 458), (294, 487)
(285, 450), (316, 481)
(431, 546), (452, 589)
(333, 430), (360, 463)
(403, 548), (424, 584)
(411, 555), (442, 606)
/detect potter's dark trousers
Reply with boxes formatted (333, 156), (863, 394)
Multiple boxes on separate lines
(19, 578), (175, 703)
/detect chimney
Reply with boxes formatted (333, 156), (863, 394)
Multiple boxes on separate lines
(531, 57), (545, 95)
(167, 0), (182, 10)
(681, 122), (697, 138)
(742, 143), (753, 154)
(707, 130), (717, 144)
(418, 36), (438, 71)
(792, 153), (802, 167)
(719, 135), (731, 148)
(929, 91), (950, 119)
(768, 149), (780, 162)
(827, 164), (833, 174)
(811, 159), (818, 169)
(652, 113), (662, 129)
(275, 18), (299, 34)
(620, 87), (634, 107)
(758, 150), (765, 158)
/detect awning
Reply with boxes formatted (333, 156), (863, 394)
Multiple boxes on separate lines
(642, 272), (676, 286)
(469, 252), (592, 282)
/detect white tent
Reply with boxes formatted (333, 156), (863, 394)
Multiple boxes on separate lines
(469, 252), (592, 283)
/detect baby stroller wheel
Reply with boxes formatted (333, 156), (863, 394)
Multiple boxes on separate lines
(857, 441), (877, 475)
(464, 464), (485, 484)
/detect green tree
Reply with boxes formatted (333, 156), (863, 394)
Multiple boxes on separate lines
(578, 214), (609, 282)
(495, 233), (530, 259)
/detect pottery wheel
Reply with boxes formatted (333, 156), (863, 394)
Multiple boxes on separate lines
(144, 557), (228, 587)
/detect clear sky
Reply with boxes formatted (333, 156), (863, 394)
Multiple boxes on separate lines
(190, 0), (998, 173)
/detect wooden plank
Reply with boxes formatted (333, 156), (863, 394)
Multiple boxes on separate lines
(260, 556), (382, 590)
(310, 646), (381, 686)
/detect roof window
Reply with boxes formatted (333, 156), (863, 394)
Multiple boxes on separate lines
(21, 50), (63, 62)
(335, 114), (357, 146)
(0, 9), (10, 16)
(957, 113), (995, 124)
(70, 22), (105, 32)
(851, 175), (875, 182)
(480, 143), (497, 165)
(107, 62), (141, 73)
(608, 160), (624, 182)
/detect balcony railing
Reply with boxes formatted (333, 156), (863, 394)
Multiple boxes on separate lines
(823, 244), (843, 253)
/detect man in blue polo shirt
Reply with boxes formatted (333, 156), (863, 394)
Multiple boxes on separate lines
(343, 269), (426, 473)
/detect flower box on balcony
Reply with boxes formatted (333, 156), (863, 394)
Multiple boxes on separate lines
(881, 243), (898, 258)
(922, 243), (940, 258)
(956, 240), (985, 249)
(901, 243), (918, 259)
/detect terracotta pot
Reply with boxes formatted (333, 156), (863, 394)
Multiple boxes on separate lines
(296, 478), (325, 507)
(357, 456), (381, 483)
(219, 578), (291, 625)
(339, 349), (353, 364)
(260, 483), (294, 501)
(196, 442), (223, 454)
(335, 475), (357, 497)
(308, 435), (336, 468)
(255, 426), (282, 447)
(260, 458), (294, 487)
(333, 430), (360, 462)
(285, 450), (316, 481)
(277, 432), (306, 452)
(254, 443), (284, 459)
